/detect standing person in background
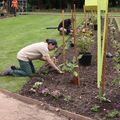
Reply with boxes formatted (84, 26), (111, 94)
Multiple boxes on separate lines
(11, 0), (18, 16)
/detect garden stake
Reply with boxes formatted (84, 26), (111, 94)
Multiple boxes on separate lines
(71, 9), (74, 41)
(61, 9), (66, 64)
(96, 0), (109, 97)
(73, 4), (80, 86)
(73, 4), (78, 62)
(91, 10), (95, 31)
(102, 14), (108, 95)
(84, 5), (88, 32)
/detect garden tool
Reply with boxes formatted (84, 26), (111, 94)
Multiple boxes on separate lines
(46, 27), (58, 29)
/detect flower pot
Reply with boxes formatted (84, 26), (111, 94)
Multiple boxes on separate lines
(94, 24), (97, 31)
(79, 52), (92, 66)
(70, 43), (74, 47)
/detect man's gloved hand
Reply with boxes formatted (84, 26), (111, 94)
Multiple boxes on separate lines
(58, 69), (64, 74)
(52, 57), (58, 64)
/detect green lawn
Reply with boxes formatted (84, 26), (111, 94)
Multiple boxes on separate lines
(1, 13), (118, 93)
(0, 13), (83, 92)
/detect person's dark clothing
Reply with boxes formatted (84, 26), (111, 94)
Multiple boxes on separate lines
(58, 19), (71, 35)
(1, 60), (35, 77)
(12, 7), (17, 16)
(12, 60), (35, 76)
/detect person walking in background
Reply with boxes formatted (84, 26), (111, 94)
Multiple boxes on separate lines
(0, 39), (63, 77)
(11, 0), (18, 16)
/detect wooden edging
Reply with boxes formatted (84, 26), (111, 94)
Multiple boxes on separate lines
(0, 88), (93, 120)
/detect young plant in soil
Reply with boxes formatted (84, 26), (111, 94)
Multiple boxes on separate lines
(59, 57), (80, 85)
(113, 48), (120, 72)
(43, 70), (49, 75)
(59, 58), (78, 77)
(106, 109), (119, 118)
(97, 93), (111, 103)
(111, 30), (120, 72)
(41, 88), (50, 96)
(30, 81), (43, 92)
(76, 32), (94, 54)
(33, 82), (43, 89)
(50, 90), (62, 99)
(91, 104), (100, 112)
(112, 77), (120, 85)
(63, 95), (72, 103)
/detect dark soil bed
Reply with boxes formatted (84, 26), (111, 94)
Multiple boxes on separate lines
(20, 18), (120, 120)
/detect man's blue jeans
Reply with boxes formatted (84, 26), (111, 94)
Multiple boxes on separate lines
(12, 60), (35, 76)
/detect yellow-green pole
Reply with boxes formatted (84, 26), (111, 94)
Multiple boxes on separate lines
(101, 0), (108, 95)
(101, 0), (108, 67)
(97, 0), (102, 89)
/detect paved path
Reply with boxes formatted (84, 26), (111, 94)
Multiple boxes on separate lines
(0, 92), (68, 120)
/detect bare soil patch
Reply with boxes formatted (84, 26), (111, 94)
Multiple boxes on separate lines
(20, 18), (120, 120)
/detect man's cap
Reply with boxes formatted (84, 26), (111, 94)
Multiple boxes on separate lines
(46, 39), (58, 48)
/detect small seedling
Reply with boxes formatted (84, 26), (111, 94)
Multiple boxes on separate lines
(112, 77), (120, 85)
(32, 81), (43, 89)
(30, 82), (43, 93)
(59, 61), (78, 73)
(43, 70), (49, 75)
(112, 39), (120, 71)
(64, 95), (71, 102)
(41, 88), (50, 96)
(107, 109), (119, 118)
(59, 57), (78, 77)
(30, 88), (36, 93)
(51, 90), (62, 99)
(91, 105), (100, 112)
(98, 94), (111, 103)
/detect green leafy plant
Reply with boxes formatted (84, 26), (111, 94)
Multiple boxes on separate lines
(30, 88), (36, 93)
(112, 77), (120, 85)
(91, 104), (100, 112)
(41, 88), (50, 96)
(32, 82), (43, 89)
(112, 39), (120, 71)
(107, 109), (119, 118)
(59, 58), (78, 77)
(43, 70), (49, 75)
(99, 95), (107, 102)
(76, 33), (94, 53)
(30, 81), (43, 93)
(64, 95), (72, 102)
(98, 93), (111, 103)
(51, 90), (62, 99)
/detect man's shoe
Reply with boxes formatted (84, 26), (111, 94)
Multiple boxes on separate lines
(0, 72), (6, 76)
(11, 65), (17, 70)
(0, 68), (13, 76)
